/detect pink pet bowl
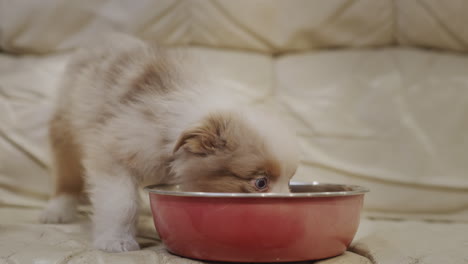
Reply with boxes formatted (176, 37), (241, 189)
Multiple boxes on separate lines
(145, 182), (368, 262)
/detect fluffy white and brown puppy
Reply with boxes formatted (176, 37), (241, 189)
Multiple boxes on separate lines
(40, 35), (299, 252)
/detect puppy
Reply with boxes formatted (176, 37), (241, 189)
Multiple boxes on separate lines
(40, 35), (299, 252)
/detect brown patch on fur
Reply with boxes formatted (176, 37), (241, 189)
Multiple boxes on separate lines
(264, 159), (281, 182)
(94, 110), (116, 126)
(173, 113), (234, 155)
(123, 152), (138, 168)
(49, 114), (84, 196)
(105, 51), (135, 86)
(141, 109), (157, 122)
(120, 54), (176, 104)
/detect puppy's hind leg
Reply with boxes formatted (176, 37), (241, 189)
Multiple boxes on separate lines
(40, 115), (83, 223)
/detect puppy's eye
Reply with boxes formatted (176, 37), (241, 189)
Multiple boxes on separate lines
(253, 177), (269, 191)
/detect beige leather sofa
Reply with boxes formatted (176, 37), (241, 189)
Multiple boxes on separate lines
(1, 1), (467, 263)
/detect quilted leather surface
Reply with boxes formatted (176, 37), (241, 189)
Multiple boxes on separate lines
(1, 1), (468, 263)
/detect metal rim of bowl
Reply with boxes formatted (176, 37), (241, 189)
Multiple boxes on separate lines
(144, 181), (369, 198)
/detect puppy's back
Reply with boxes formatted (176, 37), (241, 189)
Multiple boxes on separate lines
(54, 35), (182, 134)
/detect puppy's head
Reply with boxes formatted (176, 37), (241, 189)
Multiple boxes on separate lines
(171, 111), (299, 193)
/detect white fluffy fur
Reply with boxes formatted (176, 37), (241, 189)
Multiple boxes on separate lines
(40, 34), (299, 252)
(40, 194), (79, 223)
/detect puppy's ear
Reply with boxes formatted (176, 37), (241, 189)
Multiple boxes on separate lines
(173, 115), (229, 155)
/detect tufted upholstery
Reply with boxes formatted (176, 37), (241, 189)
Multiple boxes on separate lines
(1, 1), (467, 263)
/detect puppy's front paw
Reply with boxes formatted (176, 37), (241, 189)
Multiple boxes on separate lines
(39, 195), (78, 223)
(94, 235), (140, 252)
